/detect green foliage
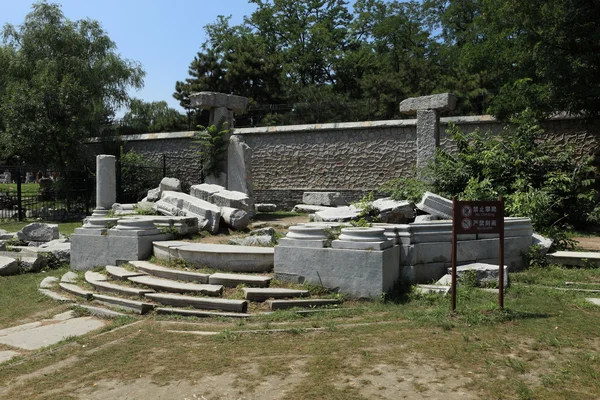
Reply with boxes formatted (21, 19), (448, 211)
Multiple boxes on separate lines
(194, 119), (230, 179)
(380, 175), (432, 203)
(119, 98), (187, 135)
(0, 2), (144, 167)
(119, 149), (161, 202)
(351, 191), (379, 224)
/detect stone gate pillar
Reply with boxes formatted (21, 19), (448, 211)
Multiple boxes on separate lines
(399, 93), (457, 171)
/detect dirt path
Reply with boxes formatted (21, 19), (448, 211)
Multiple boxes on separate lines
(573, 236), (600, 251)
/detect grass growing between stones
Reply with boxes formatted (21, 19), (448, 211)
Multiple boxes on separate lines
(0, 266), (71, 328)
(1, 266), (600, 399)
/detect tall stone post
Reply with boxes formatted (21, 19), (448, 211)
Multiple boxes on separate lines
(399, 93), (457, 172)
(189, 91), (251, 194)
(91, 154), (116, 217)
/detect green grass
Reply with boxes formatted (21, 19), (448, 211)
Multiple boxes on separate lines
(0, 183), (40, 195)
(0, 265), (71, 327)
(0, 221), (82, 236)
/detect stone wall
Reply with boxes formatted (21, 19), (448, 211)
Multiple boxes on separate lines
(88, 115), (600, 208)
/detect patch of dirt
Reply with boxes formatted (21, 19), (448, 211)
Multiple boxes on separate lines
(573, 236), (600, 251)
(76, 359), (309, 400)
(333, 354), (481, 399)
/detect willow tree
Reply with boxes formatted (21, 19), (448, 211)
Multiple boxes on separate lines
(0, 1), (145, 167)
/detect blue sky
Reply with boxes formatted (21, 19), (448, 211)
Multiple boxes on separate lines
(0, 0), (258, 113)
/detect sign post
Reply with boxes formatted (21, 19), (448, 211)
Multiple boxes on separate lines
(451, 197), (505, 311)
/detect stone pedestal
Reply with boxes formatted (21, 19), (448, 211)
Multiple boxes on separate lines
(278, 226), (328, 248)
(92, 155), (116, 217)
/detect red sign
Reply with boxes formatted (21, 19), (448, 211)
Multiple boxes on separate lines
(452, 200), (504, 234)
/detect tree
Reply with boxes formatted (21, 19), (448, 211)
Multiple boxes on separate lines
(0, 1), (144, 167)
(119, 98), (187, 135)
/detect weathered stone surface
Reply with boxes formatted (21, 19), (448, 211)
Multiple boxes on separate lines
(546, 251), (600, 267)
(0, 229), (15, 240)
(450, 263), (509, 288)
(532, 233), (553, 257)
(40, 276), (59, 289)
(105, 265), (147, 280)
(190, 91), (249, 112)
(416, 191), (452, 219)
(0, 256), (19, 276)
(58, 283), (93, 299)
(229, 235), (274, 247)
(586, 298), (600, 306)
(208, 272), (271, 288)
(0, 240), (5, 251)
(89, 279), (155, 297)
(267, 298), (341, 310)
(292, 204), (333, 213)
(302, 192), (347, 206)
(0, 350), (20, 363)
(399, 93), (457, 114)
(92, 294), (154, 315)
(38, 289), (72, 302)
(17, 223), (59, 242)
(250, 227), (275, 236)
(18, 256), (45, 273)
(255, 203), (277, 212)
(128, 275), (223, 296)
(414, 284), (450, 295)
(146, 187), (161, 202)
(332, 227), (393, 251)
(145, 293), (248, 313)
(190, 183), (226, 202)
(61, 271), (78, 283)
(414, 214), (438, 223)
(372, 198), (414, 223)
(38, 242), (71, 263)
(93, 155), (116, 216)
(129, 260), (209, 283)
(243, 288), (309, 302)
(77, 305), (126, 318)
(155, 307), (249, 319)
(84, 271), (108, 282)
(221, 207), (250, 230)
(155, 191), (221, 233)
(228, 135), (254, 207)
(210, 190), (252, 213)
(0, 317), (105, 350)
(416, 110), (439, 171)
(160, 177), (181, 192)
(313, 205), (361, 222)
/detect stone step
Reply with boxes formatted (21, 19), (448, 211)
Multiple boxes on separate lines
(145, 293), (248, 313)
(105, 265), (147, 280)
(546, 251), (600, 267)
(128, 275), (223, 296)
(129, 260), (209, 283)
(86, 278), (155, 297)
(243, 288), (309, 302)
(266, 299), (341, 311)
(153, 241), (274, 272)
(155, 307), (250, 319)
(38, 288), (73, 302)
(92, 294), (154, 315)
(59, 283), (93, 300)
(77, 304), (126, 318)
(208, 272), (272, 288)
(84, 271), (108, 282)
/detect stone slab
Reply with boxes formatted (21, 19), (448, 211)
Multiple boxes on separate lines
(221, 206), (250, 230)
(275, 245), (400, 299)
(174, 243), (274, 272)
(0, 256), (19, 276)
(586, 298), (600, 306)
(17, 223), (59, 242)
(227, 135), (255, 210)
(89, 279), (155, 297)
(546, 251), (600, 267)
(292, 204), (334, 213)
(277, 238), (327, 248)
(155, 307), (250, 319)
(190, 91), (248, 112)
(128, 275), (223, 296)
(302, 192), (347, 207)
(208, 272), (272, 288)
(372, 198), (414, 224)
(38, 289), (73, 302)
(145, 293), (248, 313)
(331, 239), (393, 251)
(399, 93), (457, 113)
(451, 263), (509, 288)
(414, 285), (450, 295)
(313, 206), (361, 222)
(255, 203), (277, 212)
(155, 191), (221, 233)
(129, 260), (209, 283)
(416, 192), (452, 219)
(190, 183), (226, 202)
(61, 271), (79, 283)
(58, 283), (93, 300)
(267, 299), (341, 310)
(160, 177), (181, 192)
(92, 294), (154, 314)
(77, 304), (126, 318)
(0, 317), (105, 350)
(40, 276), (60, 289)
(105, 265), (147, 280)
(243, 288), (309, 302)
(85, 271), (108, 282)
(151, 240), (191, 262)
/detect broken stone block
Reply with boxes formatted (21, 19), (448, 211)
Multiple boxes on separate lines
(313, 205), (362, 222)
(0, 241), (5, 251)
(0, 229), (15, 240)
(399, 93), (457, 114)
(416, 192), (452, 219)
(221, 207), (250, 230)
(302, 192), (347, 207)
(146, 187), (161, 202)
(155, 191), (221, 233)
(229, 235), (274, 247)
(0, 256), (18, 276)
(40, 276), (59, 289)
(414, 215), (438, 223)
(250, 227), (275, 237)
(159, 177), (181, 193)
(449, 263), (509, 288)
(532, 233), (553, 257)
(292, 204), (333, 213)
(255, 203), (277, 212)
(190, 183), (226, 202)
(190, 91), (249, 112)
(17, 223), (59, 243)
(372, 198), (414, 224)
(209, 190), (252, 213)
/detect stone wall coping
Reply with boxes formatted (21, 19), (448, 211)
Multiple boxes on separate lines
(88, 131), (196, 143)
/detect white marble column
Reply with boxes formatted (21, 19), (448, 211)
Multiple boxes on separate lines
(91, 155), (116, 217)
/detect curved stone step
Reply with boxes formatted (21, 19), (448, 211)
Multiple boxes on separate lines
(59, 283), (93, 300)
(129, 260), (209, 283)
(153, 241), (274, 272)
(106, 265), (147, 280)
(77, 304), (126, 318)
(86, 278), (155, 297)
(84, 271), (108, 282)
(155, 307), (250, 319)
(39, 288), (73, 302)
(266, 299), (342, 311)
(243, 288), (309, 302)
(145, 293), (248, 313)
(93, 294), (154, 315)
(128, 275), (223, 296)
(208, 273), (272, 288)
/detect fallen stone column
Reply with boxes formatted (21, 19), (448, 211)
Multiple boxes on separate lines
(220, 207), (250, 230)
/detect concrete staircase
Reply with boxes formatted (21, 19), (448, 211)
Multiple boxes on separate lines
(40, 259), (342, 317)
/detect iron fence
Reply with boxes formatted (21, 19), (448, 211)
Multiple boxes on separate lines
(0, 165), (92, 222)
